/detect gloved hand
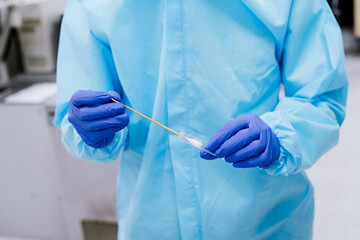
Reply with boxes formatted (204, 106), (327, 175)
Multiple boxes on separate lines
(68, 90), (129, 148)
(200, 114), (280, 169)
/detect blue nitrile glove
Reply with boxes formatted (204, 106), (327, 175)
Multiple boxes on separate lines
(68, 90), (129, 149)
(200, 114), (280, 169)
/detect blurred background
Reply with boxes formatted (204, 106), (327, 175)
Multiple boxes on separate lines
(0, 0), (359, 239)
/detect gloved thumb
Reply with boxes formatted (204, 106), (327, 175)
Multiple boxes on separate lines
(107, 91), (121, 102)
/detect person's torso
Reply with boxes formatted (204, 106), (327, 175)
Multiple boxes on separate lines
(82, 1), (314, 239)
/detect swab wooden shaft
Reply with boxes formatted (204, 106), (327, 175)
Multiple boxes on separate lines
(111, 98), (188, 140)
(111, 98), (216, 157)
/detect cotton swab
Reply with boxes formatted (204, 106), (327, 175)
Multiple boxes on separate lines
(110, 98), (216, 157)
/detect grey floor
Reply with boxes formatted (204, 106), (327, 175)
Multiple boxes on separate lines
(307, 54), (360, 240)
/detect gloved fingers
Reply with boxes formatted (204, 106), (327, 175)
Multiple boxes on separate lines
(200, 150), (217, 160)
(203, 117), (250, 156)
(72, 102), (126, 120)
(77, 124), (125, 141)
(107, 91), (121, 102)
(233, 150), (268, 168)
(214, 128), (259, 158)
(71, 90), (117, 107)
(258, 144), (274, 168)
(71, 112), (130, 131)
(91, 125), (126, 138)
(80, 131), (116, 149)
(232, 151), (267, 168)
(224, 139), (266, 163)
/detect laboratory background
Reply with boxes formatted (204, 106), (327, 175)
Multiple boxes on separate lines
(0, 0), (359, 239)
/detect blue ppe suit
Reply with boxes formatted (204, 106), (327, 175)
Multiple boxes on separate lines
(54, 0), (348, 239)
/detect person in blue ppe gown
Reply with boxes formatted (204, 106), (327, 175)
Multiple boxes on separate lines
(54, 0), (348, 239)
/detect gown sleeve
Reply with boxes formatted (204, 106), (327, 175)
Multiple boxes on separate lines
(260, 0), (348, 176)
(53, 0), (127, 163)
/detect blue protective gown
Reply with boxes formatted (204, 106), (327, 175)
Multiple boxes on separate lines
(54, 0), (347, 239)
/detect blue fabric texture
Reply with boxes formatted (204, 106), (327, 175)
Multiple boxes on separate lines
(54, 0), (348, 239)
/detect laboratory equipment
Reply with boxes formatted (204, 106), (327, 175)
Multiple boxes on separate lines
(16, 0), (63, 73)
(0, 5), (22, 84)
(0, 0), (63, 76)
(0, 0), (64, 88)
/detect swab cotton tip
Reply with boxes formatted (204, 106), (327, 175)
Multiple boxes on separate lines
(186, 138), (203, 149)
